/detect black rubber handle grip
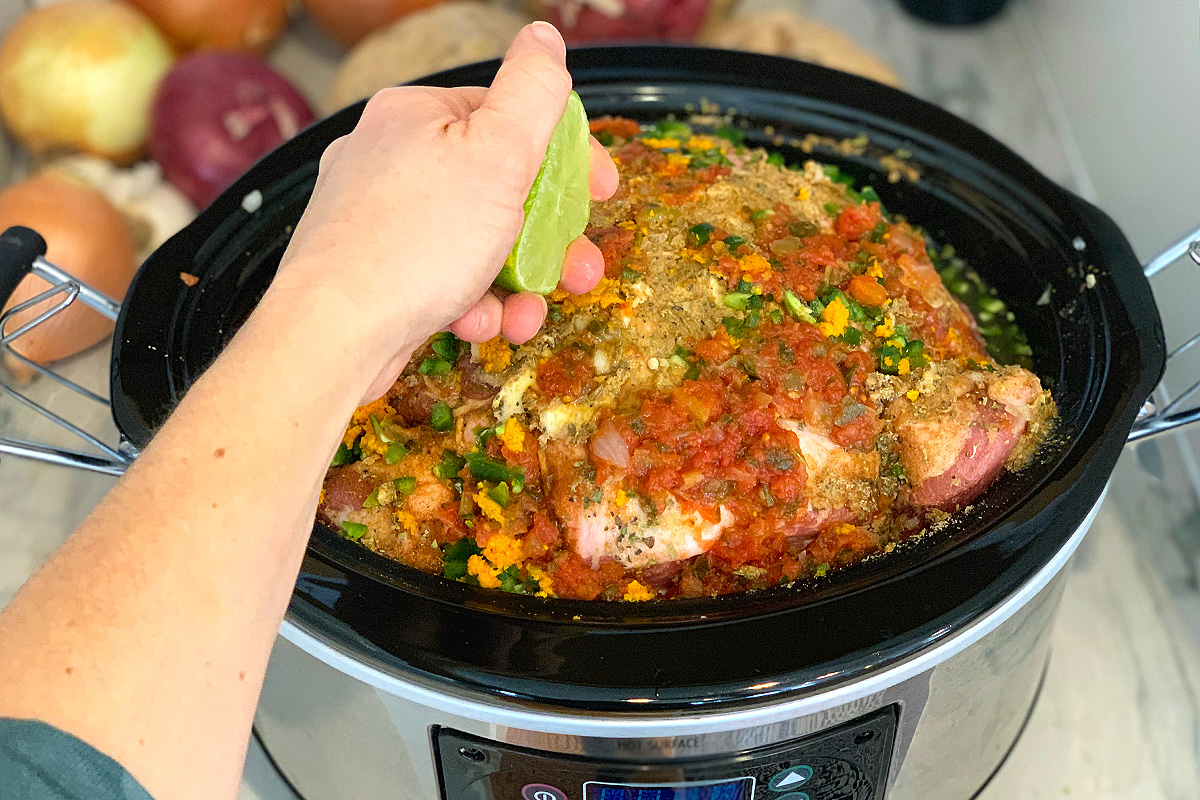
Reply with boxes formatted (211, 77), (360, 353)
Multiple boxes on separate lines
(0, 226), (47, 309)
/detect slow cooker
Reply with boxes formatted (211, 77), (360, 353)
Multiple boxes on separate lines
(2, 47), (1198, 800)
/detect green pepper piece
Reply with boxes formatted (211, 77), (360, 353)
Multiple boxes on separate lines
(369, 413), (393, 443)
(331, 442), (355, 467)
(418, 358), (452, 376)
(687, 222), (714, 246)
(432, 449), (466, 480)
(340, 521), (368, 540)
(430, 401), (454, 432)
(722, 292), (752, 310)
(442, 538), (481, 580)
(394, 476), (417, 495)
(384, 442), (409, 465)
(488, 482), (511, 508)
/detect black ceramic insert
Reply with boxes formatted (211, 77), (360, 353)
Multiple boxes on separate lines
(111, 47), (1164, 711)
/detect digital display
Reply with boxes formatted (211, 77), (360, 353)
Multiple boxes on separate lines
(583, 778), (755, 800)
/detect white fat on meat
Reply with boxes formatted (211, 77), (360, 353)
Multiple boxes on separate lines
(570, 487), (735, 569)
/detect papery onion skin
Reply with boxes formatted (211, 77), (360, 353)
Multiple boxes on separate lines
(303, 0), (452, 48)
(0, 173), (137, 379)
(149, 52), (315, 208)
(532, 0), (713, 43)
(0, 1), (175, 164)
(590, 421), (630, 469)
(128, 0), (290, 54)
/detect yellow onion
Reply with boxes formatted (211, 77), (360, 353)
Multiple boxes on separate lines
(0, 1), (175, 164)
(0, 173), (138, 381)
(127, 0), (290, 54)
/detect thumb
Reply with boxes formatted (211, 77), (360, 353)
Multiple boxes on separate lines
(475, 22), (572, 159)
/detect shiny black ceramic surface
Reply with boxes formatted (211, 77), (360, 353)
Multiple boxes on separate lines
(111, 47), (1164, 710)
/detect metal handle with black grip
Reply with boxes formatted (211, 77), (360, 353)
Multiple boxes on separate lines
(0, 224), (130, 476)
(0, 226), (47, 308)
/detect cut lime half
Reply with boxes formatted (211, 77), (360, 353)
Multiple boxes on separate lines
(495, 91), (591, 295)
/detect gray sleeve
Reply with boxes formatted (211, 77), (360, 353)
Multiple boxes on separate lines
(0, 718), (155, 800)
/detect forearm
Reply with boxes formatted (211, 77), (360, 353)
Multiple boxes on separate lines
(0, 286), (387, 800)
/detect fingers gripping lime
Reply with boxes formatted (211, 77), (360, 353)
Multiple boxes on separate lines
(494, 91), (591, 295)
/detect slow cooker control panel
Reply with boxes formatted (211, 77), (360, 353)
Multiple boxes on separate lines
(433, 705), (896, 800)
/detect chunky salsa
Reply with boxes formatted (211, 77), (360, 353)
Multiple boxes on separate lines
(317, 118), (1055, 601)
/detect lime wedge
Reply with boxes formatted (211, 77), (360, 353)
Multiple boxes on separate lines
(494, 91), (591, 295)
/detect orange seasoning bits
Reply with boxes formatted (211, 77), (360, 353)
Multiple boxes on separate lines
(847, 274), (889, 307)
(478, 336), (512, 374)
(738, 253), (773, 282)
(623, 580), (656, 602)
(818, 296), (850, 338)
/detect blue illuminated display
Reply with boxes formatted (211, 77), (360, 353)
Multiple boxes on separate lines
(583, 778), (754, 800)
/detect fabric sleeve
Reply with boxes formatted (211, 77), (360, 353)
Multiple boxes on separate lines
(0, 718), (155, 800)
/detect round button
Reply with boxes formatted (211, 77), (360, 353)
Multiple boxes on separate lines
(522, 784), (567, 800)
(768, 765), (813, 792)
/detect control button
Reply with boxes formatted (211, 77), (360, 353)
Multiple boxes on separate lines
(775, 794), (809, 800)
(768, 766), (813, 792)
(522, 784), (567, 800)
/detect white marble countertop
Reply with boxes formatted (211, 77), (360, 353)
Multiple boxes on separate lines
(5, 1), (1200, 798)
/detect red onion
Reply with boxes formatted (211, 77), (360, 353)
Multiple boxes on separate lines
(590, 421), (630, 469)
(537, 0), (713, 44)
(149, 51), (315, 208)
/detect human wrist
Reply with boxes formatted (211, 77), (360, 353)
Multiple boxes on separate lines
(248, 280), (409, 403)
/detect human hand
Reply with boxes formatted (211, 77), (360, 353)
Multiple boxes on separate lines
(268, 22), (618, 400)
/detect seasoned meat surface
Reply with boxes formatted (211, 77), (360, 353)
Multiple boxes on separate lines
(318, 118), (1056, 601)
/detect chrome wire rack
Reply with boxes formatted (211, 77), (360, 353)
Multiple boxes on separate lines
(0, 229), (131, 475)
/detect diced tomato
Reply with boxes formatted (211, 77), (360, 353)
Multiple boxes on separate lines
(835, 203), (882, 240)
(549, 552), (603, 601)
(537, 347), (594, 401)
(589, 116), (640, 139)
(589, 226), (636, 279)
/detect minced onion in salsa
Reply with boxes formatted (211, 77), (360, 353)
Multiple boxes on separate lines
(317, 117), (1055, 602)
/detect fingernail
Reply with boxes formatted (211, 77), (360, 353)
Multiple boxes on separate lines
(529, 21), (566, 57)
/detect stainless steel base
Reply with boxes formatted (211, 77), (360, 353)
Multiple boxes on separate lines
(255, 502), (1098, 800)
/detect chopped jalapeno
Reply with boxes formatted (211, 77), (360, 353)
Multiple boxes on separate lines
(384, 441), (408, 465)
(394, 476), (417, 495)
(432, 449), (466, 480)
(869, 220), (889, 243)
(331, 442), (355, 467)
(594, 130), (614, 146)
(824, 202), (840, 216)
(766, 152), (785, 167)
(340, 521), (368, 540)
(621, 267), (642, 282)
(668, 354), (688, 368)
(488, 482), (511, 507)
(860, 186), (881, 204)
(686, 222), (713, 246)
(723, 234), (745, 252)
(430, 401), (453, 432)
(442, 538), (481, 580)
(722, 291), (752, 310)
(431, 332), (462, 363)
(721, 316), (746, 338)
(464, 451), (524, 486)
(369, 413), (394, 443)
(363, 488), (380, 508)
(782, 290), (815, 323)
(750, 209), (772, 222)
(419, 357), (452, 376)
